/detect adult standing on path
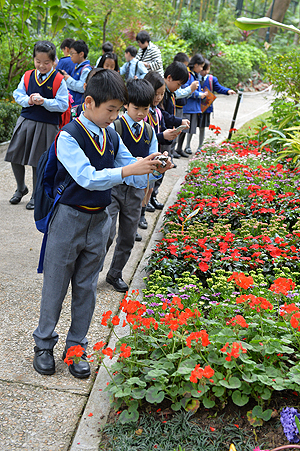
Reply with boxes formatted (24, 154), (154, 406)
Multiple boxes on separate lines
(136, 31), (164, 78)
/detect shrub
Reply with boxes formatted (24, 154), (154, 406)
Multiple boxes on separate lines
(0, 101), (21, 143)
(156, 34), (190, 68)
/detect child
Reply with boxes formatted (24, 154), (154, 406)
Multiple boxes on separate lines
(176, 53), (208, 156)
(198, 58), (235, 151)
(171, 52), (199, 159)
(95, 41), (114, 67)
(61, 39), (92, 106)
(5, 40), (69, 210)
(32, 69), (172, 378)
(96, 52), (119, 72)
(102, 78), (169, 291)
(70, 67), (102, 119)
(140, 70), (182, 227)
(56, 38), (75, 75)
(120, 46), (148, 81)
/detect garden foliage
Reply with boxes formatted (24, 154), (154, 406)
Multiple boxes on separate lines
(66, 138), (300, 424)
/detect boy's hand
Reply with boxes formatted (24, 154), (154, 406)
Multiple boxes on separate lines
(122, 153), (173, 178)
(181, 119), (190, 128)
(163, 128), (182, 141)
(155, 152), (174, 173)
(61, 70), (70, 80)
(190, 80), (199, 92)
(228, 89), (235, 95)
(200, 91), (208, 99)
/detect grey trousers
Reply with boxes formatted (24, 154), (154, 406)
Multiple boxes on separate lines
(106, 184), (145, 279)
(33, 203), (111, 350)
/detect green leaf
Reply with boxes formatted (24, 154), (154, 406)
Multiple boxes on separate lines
(202, 397), (215, 408)
(261, 409), (273, 421)
(126, 377), (146, 387)
(185, 398), (200, 413)
(219, 377), (241, 389)
(232, 390), (249, 407)
(147, 369), (169, 378)
(247, 410), (263, 427)
(235, 17), (300, 35)
(146, 386), (165, 404)
(119, 407), (139, 424)
(295, 415), (300, 435)
(212, 386), (225, 397)
(131, 388), (146, 400)
(261, 388), (272, 400)
(171, 401), (182, 411)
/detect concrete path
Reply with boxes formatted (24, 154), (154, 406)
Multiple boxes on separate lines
(0, 89), (274, 450)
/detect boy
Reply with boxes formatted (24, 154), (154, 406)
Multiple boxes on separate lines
(120, 46), (148, 81)
(56, 38), (75, 75)
(102, 78), (161, 292)
(61, 39), (92, 106)
(32, 69), (171, 379)
(95, 41), (114, 67)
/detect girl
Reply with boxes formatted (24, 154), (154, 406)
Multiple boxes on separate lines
(198, 59), (235, 151)
(176, 53), (208, 157)
(139, 71), (180, 229)
(5, 41), (69, 210)
(96, 52), (119, 72)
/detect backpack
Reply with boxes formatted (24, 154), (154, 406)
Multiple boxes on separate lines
(114, 117), (153, 142)
(23, 69), (72, 129)
(34, 120), (119, 273)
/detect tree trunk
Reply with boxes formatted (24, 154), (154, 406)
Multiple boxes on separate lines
(102, 8), (112, 45)
(258, 0), (292, 41)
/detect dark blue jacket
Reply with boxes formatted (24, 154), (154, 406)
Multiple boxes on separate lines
(56, 56), (75, 76)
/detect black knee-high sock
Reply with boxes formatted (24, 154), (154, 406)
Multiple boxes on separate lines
(140, 206), (146, 218)
(32, 166), (37, 198)
(11, 163), (26, 192)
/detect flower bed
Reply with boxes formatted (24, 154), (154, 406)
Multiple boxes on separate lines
(68, 139), (300, 448)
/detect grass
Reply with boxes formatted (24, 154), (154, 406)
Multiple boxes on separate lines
(231, 111), (272, 142)
(100, 411), (257, 451)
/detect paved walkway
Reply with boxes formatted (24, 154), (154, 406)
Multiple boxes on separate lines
(0, 90), (274, 450)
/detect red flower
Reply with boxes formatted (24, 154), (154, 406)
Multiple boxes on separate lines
(270, 277), (295, 295)
(119, 343), (131, 358)
(199, 262), (209, 272)
(93, 341), (106, 351)
(227, 272), (253, 289)
(102, 347), (114, 359)
(111, 316), (120, 326)
(101, 310), (112, 326)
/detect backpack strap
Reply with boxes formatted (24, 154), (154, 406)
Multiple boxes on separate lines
(80, 63), (92, 75)
(24, 70), (34, 92)
(144, 122), (153, 142)
(114, 118), (122, 138)
(134, 62), (139, 76)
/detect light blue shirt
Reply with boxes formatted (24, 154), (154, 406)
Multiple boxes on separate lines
(65, 60), (91, 94)
(13, 69), (69, 112)
(57, 112), (160, 191)
(174, 85), (192, 99)
(120, 58), (148, 80)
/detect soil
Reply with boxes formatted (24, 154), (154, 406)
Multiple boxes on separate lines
(100, 390), (300, 450)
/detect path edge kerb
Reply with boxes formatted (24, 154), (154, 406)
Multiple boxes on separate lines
(69, 173), (186, 451)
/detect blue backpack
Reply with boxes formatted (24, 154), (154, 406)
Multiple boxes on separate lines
(34, 120), (119, 273)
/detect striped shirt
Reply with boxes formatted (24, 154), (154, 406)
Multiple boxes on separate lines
(136, 41), (164, 77)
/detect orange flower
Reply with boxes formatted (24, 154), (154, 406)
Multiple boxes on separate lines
(93, 341), (106, 351)
(228, 315), (249, 328)
(102, 347), (114, 359)
(190, 364), (214, 383)
(119, 343), (131, 358)
(227, 272), (253, 289)
(270, 277), (295, 295)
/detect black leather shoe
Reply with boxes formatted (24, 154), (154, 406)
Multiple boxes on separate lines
(33, 346), (55, 375)
(185, 147), (192, 155)
(145, 202), (155, 213)
(177, 149), (189, 158)
(9, 186), (28, 204)
(62, 349), (90, 379)
(26, 198), (34, 210)
(151, 196), (164, 210)
(173, 151), (181, 159)
(139, 215), (148, 229)
(106, 274), (129, 292)
(135, 232), (142, 241)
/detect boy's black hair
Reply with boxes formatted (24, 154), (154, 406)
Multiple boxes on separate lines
(70, 39), (89, 58)
(203, 58), (211, 71)
(164, 61), (188, 84)
(136, 30), (151, 44)
(60, 38), (75, 50)
(85, 67), (102, 85)
(189, 53), (205, 70)
(126, 78), (155, 107)
(33, 41), (56, 62)
(96, 52), (119, 72)
(144, 71), (164, 93)
(102, 41), (113, 53)
(125, 45), (137, 58)
(84, 68), (128, 107)
(173, 52), (189, 64)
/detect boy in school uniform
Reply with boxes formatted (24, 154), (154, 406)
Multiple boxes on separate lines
(56, 38), (76, 75)
(32, 69), (172, 379)
(120, 46), (148, 81)
(61, 39), (92, 106)
(102, 78), (162, 293)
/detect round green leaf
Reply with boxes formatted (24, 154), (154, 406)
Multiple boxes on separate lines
(232, 390), (249, 406)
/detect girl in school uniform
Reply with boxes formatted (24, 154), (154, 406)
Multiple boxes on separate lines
(176, 53), (208, 156)
(5, 40), (69, 209)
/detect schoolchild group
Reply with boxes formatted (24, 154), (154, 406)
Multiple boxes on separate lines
(4, 33), (235, 380)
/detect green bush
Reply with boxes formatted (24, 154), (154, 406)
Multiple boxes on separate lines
(0, 101), (21, 143)
(177, 10), (219, 57)
(156, 33), (190, 68)
(211, 42), (266, 88)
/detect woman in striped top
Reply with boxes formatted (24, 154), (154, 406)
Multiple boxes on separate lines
(135, 30), (164, 77)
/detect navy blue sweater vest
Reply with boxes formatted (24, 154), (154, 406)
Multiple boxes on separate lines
(21, 70), (61, 125)
(54, 119), (115, 212)
(119, 117), (151, 158)
(69, 60), (91, 106)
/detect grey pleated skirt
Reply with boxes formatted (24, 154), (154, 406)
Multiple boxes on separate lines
(5, 116), (59, 167)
